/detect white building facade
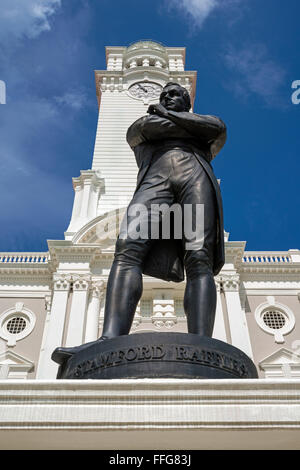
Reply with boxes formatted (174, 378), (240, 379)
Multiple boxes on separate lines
(0, 41), (300, 449)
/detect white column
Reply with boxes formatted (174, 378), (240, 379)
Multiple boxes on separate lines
(80, 179), (92, 219)
(223, 274), (253, 358)
(84, 281), (104, 342)
(65, 170), (104, 240)
(70, 184), (83, 220)
(212, 278), (227, 342)
(87, 183), (101, 219)
(65, 275), (91, 347)
(36, 275), (71, 379)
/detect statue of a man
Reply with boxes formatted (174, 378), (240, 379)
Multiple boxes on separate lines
(52, 82), (226, 365)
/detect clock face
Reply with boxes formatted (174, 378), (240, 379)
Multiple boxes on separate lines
(129, 82), (162, 100)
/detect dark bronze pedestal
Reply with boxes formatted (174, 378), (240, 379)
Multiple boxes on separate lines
(55, 333), (258, 380)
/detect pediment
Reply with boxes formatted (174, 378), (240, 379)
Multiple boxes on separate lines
(0, 350), (34, 368)
(259, 348), (300, 367)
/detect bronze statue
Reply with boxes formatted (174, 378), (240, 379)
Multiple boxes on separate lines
(52, 82), (226, 365)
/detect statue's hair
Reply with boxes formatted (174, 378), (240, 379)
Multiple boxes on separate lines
(162, 82), (191, 111)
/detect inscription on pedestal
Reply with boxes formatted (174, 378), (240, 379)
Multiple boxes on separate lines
(61, 335), (256, 380)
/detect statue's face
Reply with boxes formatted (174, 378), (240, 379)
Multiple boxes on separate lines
(160, 85), (186, 112)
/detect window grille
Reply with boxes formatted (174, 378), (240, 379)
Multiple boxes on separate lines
(262, 310), (286, 330)
(6, 317), (27, 334)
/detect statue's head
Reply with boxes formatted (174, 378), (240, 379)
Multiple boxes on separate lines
(160, 82), (191, 112)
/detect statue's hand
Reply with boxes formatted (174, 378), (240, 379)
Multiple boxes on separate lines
(147, 103), (168, 118)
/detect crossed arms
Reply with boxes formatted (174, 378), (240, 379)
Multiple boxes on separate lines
(126, 105), (227, 157)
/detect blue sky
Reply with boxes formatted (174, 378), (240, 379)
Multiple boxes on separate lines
(0, 0), (299, 252)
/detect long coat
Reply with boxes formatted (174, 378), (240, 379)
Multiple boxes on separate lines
(126, 110), (227, 282)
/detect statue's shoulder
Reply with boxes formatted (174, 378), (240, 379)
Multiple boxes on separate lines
(127, 115), (150, 149)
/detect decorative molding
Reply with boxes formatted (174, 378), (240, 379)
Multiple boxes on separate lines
(0, 303), (36, 347)
(214, 277), (222, 292)
(0, 350), (34, 380)
(91, 280), (105, 299)
(255, 299), (295, 344)
(72, 209), (126, 245)
(1, 380), (300, 451)
(0, 270), (51, 279)
(152, 319), (177, 329)
(152, 298), (177, 329)
(44, 295), (52, 314)
(0, 253), (49, 264)
(53, 274), (72, 291)
(0, 291), (51, 298)
(72, 274), (91, 291)
(222, 275), (240, 292)
(259, 348), (300, 379)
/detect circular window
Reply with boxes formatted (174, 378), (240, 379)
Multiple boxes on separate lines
(262, 310), (286, 330)
(6, 317), (27, 334)
(255, 301), (295, 343)
(0, 303), (36, 346)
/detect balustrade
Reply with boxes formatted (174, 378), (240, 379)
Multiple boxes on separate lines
(242, 252), (292, 263)
(0, 253), (49, 263)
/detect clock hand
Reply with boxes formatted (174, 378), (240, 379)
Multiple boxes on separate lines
(137, 83), (148, 93)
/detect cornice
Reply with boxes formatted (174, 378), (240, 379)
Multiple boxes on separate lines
(0, 266), (51, 277)
(48, 242), (102, 264)
(224, 241), (247, 268)
(239, 264), (300, 275)
(0, 274), (52, 284)
(1, 244), (299, 281)
(1, 380), (300, 442)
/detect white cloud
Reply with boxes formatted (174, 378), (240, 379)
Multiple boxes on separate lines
(169, 0), (219, 27)
(54, 90), (88, 110)
(223, 43), (286, 107)
(0, 0), (61, 41)
(166, 0), (242, 28)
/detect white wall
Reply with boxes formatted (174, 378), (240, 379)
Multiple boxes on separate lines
(92, 92), (149, 215)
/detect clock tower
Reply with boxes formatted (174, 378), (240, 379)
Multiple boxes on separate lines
(65, 40), (197, 240)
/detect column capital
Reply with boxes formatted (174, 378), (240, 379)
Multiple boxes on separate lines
(91, 280), (105, 298)
(73, 170), (104, 190)
(222, 274), (240, 292)
(53, 274), (72, 291)
(72, 274), (91, 291)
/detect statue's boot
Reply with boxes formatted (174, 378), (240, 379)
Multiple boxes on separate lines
(51, 336), (109, 365)
(52, 263), (143, 366)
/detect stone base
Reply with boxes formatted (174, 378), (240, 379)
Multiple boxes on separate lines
(56, 333), (258, 379)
